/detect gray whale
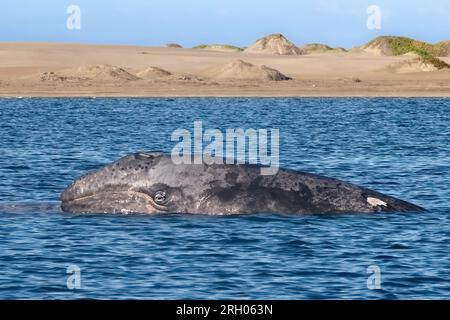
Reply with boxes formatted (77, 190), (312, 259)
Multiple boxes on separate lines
(61, 152), (425, 215)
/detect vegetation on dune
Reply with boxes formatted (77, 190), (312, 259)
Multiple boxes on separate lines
(388, 37), (432, 56)
(212, 44), (242, 51)
(367, 36), (450, 70)
(419, 55), (450, 70)
(433, 41), (450, 56)
(301, 43), (333, 53)
(193, 44), (208, 49)
(166, 43), (182, 48)
(193, 44), (243, 51)
(367, 36), (450, 57)
(301, 43), (347, 54)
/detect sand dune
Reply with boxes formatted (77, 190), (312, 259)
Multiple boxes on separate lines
(1, 42), (450, 97)
(388, 58), (438, 73)
(39, 71), (79, 82)
(358, 36), (450, 57)
(387, 57), (450, 73)
(74, 64), (140, 81)
(42, 64), (140, 81)
(193, 44), (243, 53)
(244, 33), (302, 55)
(136, 66), (172, 79)
(201, 59), (291, 81)
(166, 43), (182, 48)
(300, 43), (347, 54)
(39, 64), (140, 82)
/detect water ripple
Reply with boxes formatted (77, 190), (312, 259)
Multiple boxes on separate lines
(0, 98), (449, 299)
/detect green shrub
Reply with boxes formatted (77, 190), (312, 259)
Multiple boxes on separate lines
(367, 36), (450, 57)
(192, 44), (208, 49)
(419, 56), (450, 69)
(193, 44), (243, 51)
(166, 43), (182, 48)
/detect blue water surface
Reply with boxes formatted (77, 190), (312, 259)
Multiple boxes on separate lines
(0, 97), (449, 299)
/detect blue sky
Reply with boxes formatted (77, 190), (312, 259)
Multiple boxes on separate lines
(1, 0), (449, 48)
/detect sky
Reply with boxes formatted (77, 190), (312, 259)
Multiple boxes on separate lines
(1, 0), (449, 48)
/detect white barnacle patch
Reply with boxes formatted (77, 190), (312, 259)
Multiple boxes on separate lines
(367, 197), (387, 207)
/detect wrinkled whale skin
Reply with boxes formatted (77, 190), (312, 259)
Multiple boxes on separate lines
(61, 152), (425, 215)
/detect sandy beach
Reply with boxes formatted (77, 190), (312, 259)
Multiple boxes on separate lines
(1, 42), (450, 97)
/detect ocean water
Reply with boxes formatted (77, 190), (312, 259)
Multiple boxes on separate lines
(0, 97), (449, 299)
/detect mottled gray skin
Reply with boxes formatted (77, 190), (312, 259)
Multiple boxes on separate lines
(61, 152), (425, 215)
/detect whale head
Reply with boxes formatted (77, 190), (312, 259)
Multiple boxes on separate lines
(61, 152), (186, 214)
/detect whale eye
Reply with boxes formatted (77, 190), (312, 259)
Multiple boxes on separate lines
(154, 191), (167, 204)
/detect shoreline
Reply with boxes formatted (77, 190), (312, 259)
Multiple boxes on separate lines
(2, 94), (450, 98)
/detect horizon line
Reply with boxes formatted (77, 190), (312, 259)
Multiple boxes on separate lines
(2, 34), (449, 50)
